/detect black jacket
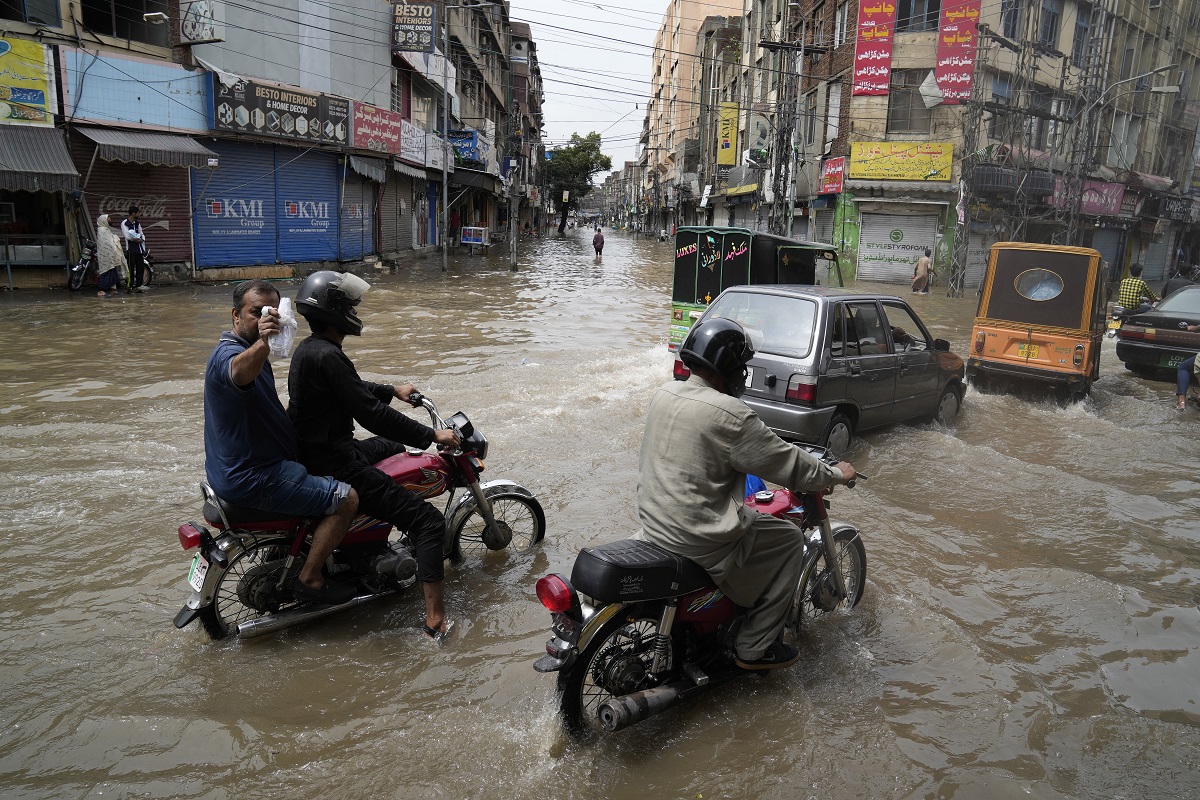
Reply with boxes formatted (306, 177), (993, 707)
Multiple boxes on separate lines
(288, 333), (435, 467)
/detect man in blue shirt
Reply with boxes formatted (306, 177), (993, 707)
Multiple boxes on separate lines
(204, 279), (360, 605)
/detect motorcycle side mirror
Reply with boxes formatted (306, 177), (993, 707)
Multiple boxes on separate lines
(933, 338), (950, 352)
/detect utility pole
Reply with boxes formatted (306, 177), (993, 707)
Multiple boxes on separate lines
(947, 23), (995, 298)
(761, 22), (820, 238)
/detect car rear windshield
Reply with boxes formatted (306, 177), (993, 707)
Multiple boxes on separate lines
(1155, 289), (1200, 315)
(707, 292), (817, 358)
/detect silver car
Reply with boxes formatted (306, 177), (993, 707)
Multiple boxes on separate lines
(676, 286), (966, 455)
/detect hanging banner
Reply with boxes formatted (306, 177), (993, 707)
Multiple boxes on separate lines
(392, 2), (436, 54)
(819, 157), (846, 193)
(852, 1), (897, 96)
(210, 75), (349, 145)
(848, 141), (953, 181)
(717, 101), (738, 166)
(934, 0), (981, 104)
(0, 38), (53, 125)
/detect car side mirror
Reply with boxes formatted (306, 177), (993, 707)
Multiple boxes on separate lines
(933, 338), (950, 352)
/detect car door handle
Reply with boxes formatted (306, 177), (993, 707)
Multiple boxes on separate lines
(849, 362), (862, 375)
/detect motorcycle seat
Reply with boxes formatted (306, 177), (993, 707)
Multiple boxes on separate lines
(203, 496), (296, 527)
(571, 538), (713, 603)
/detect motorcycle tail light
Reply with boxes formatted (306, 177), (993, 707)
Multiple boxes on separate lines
(536, 574), (578, 614)
(1073, 344), (1084, 366)
(973, 330), (986, 353)
(785, 375), (816, 404)
(673, 359), (691, 381)
(178, 522), (207, 550)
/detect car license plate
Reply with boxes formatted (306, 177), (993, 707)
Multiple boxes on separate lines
(1018, 344), (1040, 359)
(187, 553), (209, 592)
(1162, 353), (1190, 368)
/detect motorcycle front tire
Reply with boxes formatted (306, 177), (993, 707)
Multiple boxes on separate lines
(789, 527), (867, 632)
(447, 492), (545, 561)
(67, 260), (90, 291)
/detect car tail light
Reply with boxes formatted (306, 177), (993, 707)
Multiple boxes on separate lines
(1073, 344), (1084, 366)
(673, 359), (691, 380)
(1119, 327), (1144, 341)
(178, 523), (206, 550)
(536, 574), (578, 613)
(973, 330), (986, 353)
(786, 375), (816, 404)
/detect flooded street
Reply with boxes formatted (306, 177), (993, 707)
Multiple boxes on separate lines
(2, 229), (1199, 799)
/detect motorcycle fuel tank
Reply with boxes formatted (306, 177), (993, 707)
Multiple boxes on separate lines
(373, 451), (450, 498)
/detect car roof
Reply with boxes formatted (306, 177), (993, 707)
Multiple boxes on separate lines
(718, 285), (905, 303)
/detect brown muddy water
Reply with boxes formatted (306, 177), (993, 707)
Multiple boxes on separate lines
(1, 229), (1198, 799)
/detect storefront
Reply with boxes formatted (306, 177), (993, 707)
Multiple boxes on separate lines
(0, 125), (78, 288)
(382, 162), (419, 255)
(70, 127), (217, 267)
(857, 210), (941, 284)
(340, 156), (383, 261)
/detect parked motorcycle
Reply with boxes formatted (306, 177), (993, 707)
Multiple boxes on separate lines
(173, 393), (545, 641)
(66, 240), (97, 291)
(533, 447), (866, 735)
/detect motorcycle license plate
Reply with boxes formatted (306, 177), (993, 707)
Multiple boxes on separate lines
(1018, 344), (1039, 359)
(187, 553), (209, 592)
(1107, 318), (1121, 330)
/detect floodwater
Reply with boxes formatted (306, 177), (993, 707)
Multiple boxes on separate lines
(2, 228), (1198, 800)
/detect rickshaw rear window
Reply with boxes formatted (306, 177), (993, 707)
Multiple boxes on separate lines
(1014, 269), (1064, 301)
(1156, 288), (1200, 315)
(707, 292), (817, 358)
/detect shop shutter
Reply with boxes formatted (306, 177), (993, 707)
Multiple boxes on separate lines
(340, 171), (376, 260)
(964, 234), (989, 290)
(857, 212), (938, 283)
(191, 140), (277, 268)
(274, 146), (339, 264)
(812, 210), (834, 244)
(381, 172), (413, 253)
(70, 134), (195, 264)
(1141, 229), (1175, 282)
(1090, 228), (1122, 277)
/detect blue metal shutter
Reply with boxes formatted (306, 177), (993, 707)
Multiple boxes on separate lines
(1090, 228), (1123, 281)
(191, 140), (277, 268)
(339, 169), (375, 260)
(275, 146), (339, 263)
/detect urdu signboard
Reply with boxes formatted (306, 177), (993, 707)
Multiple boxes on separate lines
(848, 141), (953, 181)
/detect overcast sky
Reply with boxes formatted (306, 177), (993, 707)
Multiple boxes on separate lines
(508, 0), (667, 173)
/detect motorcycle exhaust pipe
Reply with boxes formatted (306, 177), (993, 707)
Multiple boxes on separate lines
(597, 682), (685, 732)
(236, 594), (381, 639)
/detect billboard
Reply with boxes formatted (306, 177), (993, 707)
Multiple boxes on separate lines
(717, 101), (738, 166)
(0, 38), (53, 125)
(852, 1), (897, 95)
(934, 0), (980, 104)
(848, 141), (953, 181)
(392, 2), (436, 54)
(210, 75), (349, 145)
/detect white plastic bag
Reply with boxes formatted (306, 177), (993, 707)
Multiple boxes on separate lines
(262, 296), (298, 358)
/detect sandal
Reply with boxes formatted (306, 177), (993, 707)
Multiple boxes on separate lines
(422, 619), (454, 643)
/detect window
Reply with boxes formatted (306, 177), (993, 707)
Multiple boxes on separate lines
(82, 0), (168, 45)
(1071, 10), (1091, 68)
(1024, 90), (1054, 150)
(1039, 0), (1062, 47)
(1014, 269), (1064, 301)
(989, 74), (1013, 139)
(1000, 0), (1020, 39)
(1119, 43), (1136, 79)
(834, 2), (850, 47)
(886, 69), (932, 134)
(805, 91), (818, 146)
(811, 4), (825, 64)
(1107, 112), (1143, 169)
(825, 81), (842, 146)
(0, 0), (58, 25)
(881, 304), (931, 351)
(897, 0), (939, 32)
(845, 302), (888, 356)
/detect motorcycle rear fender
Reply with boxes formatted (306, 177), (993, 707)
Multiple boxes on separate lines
(443, 479), (538, 553)
(174, 592), (203, 628)
(574, 601), (628, 653)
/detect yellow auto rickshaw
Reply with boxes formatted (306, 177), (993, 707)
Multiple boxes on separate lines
(966, 242), (1106, 397)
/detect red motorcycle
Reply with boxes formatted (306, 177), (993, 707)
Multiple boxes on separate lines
(174, 394), (545, 640)
(533, 447), (866, 735)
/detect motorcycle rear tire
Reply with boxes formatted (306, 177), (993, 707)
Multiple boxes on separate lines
(67, 261), (89, 291)
(447, 493), (545, 561)
(198, 536), (295, 640)
(789, 528), (867, 632)
(557, 606), (680, 737)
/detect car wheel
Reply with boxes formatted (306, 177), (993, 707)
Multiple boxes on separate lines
(822, 413), (853, 458)
(934, 384), (961, 425)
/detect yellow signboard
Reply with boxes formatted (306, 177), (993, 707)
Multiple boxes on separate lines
(0, 38), (52, 125)
(848, 141), (953, 181)
(717, 101), (738, 166)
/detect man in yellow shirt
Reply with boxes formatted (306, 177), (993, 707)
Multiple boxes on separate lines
(1118, 264), (1158, 309)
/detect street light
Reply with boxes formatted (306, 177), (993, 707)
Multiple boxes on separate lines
(441, 1), (496, 272)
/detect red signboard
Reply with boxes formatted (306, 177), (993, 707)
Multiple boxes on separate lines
(934, 0), (981, 104)
(819, 157), (845, 193)
(852, 1), (897, 95)
(1049, 177), (1125, 217)
(351, 102), (404, 154)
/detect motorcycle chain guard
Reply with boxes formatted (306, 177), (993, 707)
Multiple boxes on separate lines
(238, 559), (290, 613)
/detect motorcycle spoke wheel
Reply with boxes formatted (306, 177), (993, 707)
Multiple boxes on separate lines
(67, 264), (88, 291)
(790, 529), (867, 632)
(198, 538), (295, 640)
(450, 495), (545, 560)
(558, 611), (672, 737)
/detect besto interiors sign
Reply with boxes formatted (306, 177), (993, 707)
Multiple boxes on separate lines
(210, 75), (349, 144)
(392, 1), (436, 54)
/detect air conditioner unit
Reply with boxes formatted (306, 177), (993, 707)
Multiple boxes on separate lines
(1149, 0), (1161, 8)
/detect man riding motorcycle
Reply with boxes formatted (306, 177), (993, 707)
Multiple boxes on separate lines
(287, 271), (460, 639)
(637, 319), (857, 670)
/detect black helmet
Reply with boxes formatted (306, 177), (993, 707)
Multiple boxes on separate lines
(295, 271), (371, 336)
(680, 318), (756, 397)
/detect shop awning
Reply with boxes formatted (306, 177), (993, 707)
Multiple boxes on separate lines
(393, 159), (425, 180)
(451, 168), (500, 194)
(1128, 171), (1177, 193)
(726, 183), (758, 197)
(349, 155), (388, 183)
(0, 125), (79, 192)
(77, 127), (217, 168)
